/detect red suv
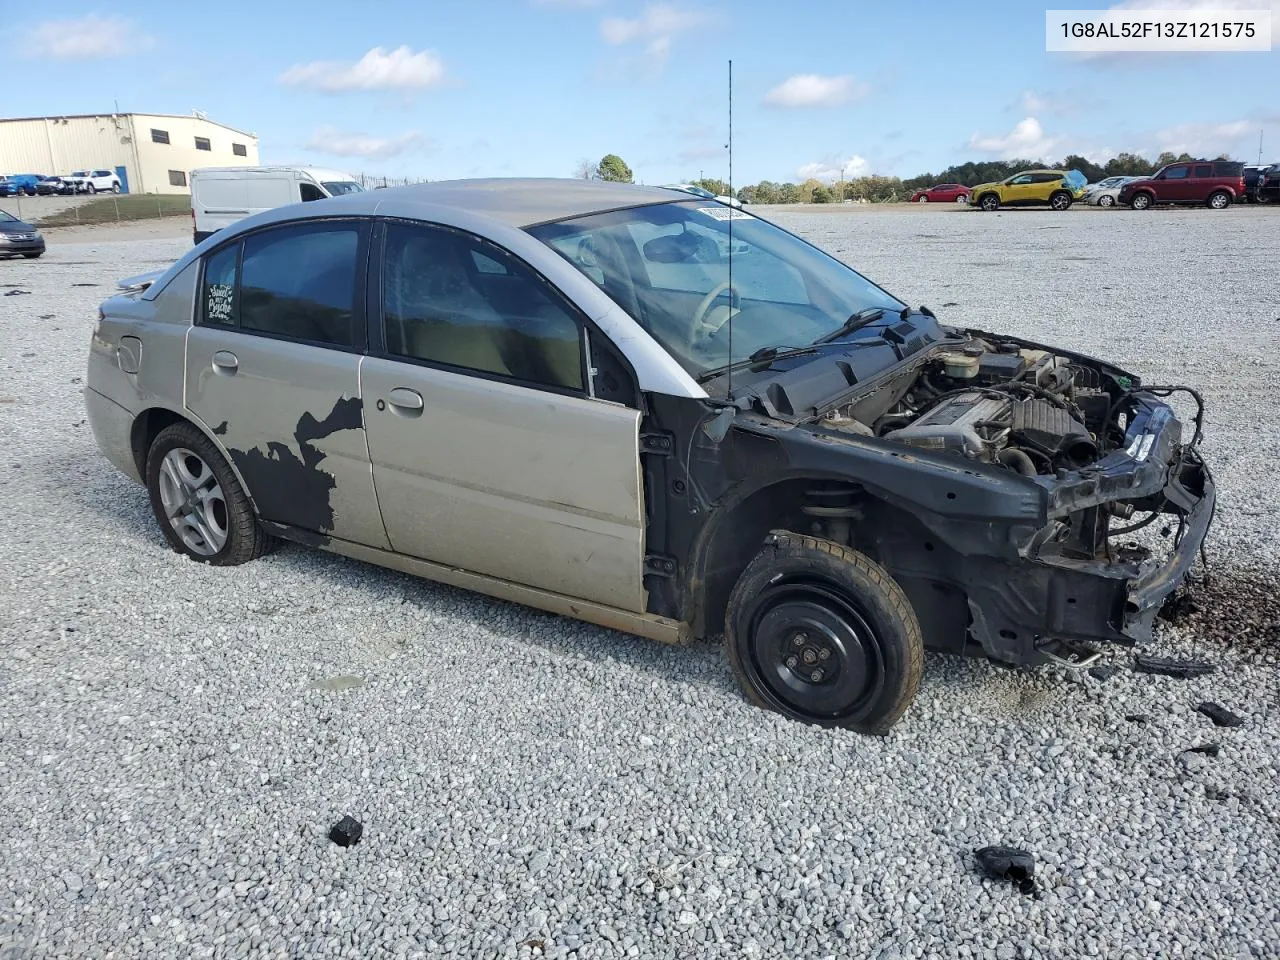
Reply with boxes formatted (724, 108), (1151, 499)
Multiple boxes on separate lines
(1119, 160), (1245, 210)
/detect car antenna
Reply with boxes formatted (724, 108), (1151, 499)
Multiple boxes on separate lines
(726, 58), (735, 403)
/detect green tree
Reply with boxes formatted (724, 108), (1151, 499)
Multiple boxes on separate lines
(812, 185), (834, 203)
(777, 182), (804, 203)
(596, 154), (634, 183)
(691, 177), (731, 197)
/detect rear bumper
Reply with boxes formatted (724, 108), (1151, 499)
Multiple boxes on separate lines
(85, 387), (142, 484)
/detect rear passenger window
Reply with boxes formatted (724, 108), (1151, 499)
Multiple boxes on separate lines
(239, 222), (361, 346)
(1194, 164), (1212, 178)
(202, 244), (239, 326)
(381, 221), (584, 392)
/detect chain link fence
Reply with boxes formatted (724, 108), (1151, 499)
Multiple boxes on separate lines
(1, 193), (191, 227)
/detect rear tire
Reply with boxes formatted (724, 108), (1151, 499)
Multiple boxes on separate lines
(22, 253), (41, 259)
(725, 533), (923, 735)
(111, 183), (121, 194)
(1206, 190), (1230, 210)
(145, 422), (273, 566)
(1049, 190), (1072, 211)
(87, 183), (97, 194)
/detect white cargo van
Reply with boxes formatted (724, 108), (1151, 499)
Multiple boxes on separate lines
(189, 166), (363, 244)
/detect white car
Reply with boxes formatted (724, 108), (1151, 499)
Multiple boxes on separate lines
(1084, 176), (1139, 207)
(63, 169), (123, 194)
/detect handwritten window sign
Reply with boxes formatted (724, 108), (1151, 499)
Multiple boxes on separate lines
(207, 283), (235, 323)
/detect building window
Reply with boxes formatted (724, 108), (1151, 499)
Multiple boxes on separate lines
(232, 143), (247, 157)
(169, 170), (187, 187)
(194, 136), (211, 151)
(151, 128), (170, 144)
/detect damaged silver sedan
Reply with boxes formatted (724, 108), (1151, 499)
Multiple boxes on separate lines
(86, 179), (1214, 733)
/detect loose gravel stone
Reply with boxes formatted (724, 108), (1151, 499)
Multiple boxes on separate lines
(0, 209), (1276, 958)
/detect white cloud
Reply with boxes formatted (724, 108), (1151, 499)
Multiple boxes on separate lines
(306, 127), (425, 159)
(24, 16), (151, 59)
(1151, 120), (1256, 156)
(797, 155), (871, 182)
(1018, 90), (1080, 116)
(600, 4), (709, 64)
(280, 46), (447, 93)
(764, 74), (869, 109)
(967, 117), (1060, 159)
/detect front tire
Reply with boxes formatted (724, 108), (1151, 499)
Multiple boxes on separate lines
(87, 183), (97, 194)
(1130, 192), (1152, 210)
(111, 183), (121, 194)
(1207, 190), (1230, 210)
(917, 196), (929, 203)
(725, 533), (923, 735)
(145, 422), (273, 565)
(1098, 194), (1115, 207)
(979, 193), (1000, 211)
(22, 252), (42, 259)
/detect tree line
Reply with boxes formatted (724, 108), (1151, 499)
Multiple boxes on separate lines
(578, 151), (1232, 204)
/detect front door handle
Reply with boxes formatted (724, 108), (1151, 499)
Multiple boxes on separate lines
(212, 350), (239, 374)
(386, 387), (424, 416)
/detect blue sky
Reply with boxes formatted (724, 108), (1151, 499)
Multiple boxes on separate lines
(15, 1), (1280, 184)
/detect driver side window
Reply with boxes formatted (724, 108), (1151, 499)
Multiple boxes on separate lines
(380, 221), (584, 392)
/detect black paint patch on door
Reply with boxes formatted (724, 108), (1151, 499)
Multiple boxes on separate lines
(229, 396), (364, 538)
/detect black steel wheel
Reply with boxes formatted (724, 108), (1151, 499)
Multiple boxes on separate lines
(725, 533), (923, 734)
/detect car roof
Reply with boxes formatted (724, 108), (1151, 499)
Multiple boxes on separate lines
(345, 178), (684, 228)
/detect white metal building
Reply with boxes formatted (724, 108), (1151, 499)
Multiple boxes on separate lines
(0, 112), (260, 195)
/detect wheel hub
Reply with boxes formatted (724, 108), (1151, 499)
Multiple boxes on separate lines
(748, 584), (884, 721)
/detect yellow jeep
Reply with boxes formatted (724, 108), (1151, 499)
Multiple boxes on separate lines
(968, 169), (1086, 211)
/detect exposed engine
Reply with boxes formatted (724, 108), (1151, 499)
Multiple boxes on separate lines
(822, 338), (1120, 476)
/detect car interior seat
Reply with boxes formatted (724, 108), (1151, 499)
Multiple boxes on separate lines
(386, 231), (513, 377)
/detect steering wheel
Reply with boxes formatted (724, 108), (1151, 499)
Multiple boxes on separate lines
(689, 282), (742, 347)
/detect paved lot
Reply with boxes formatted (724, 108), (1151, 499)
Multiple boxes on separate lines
(1, 206), (1277, 959)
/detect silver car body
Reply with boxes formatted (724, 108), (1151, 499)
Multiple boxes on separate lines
(86, 179), (708, 643)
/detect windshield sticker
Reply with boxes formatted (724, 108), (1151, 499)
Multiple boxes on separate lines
(207, 283), (234, 322)
(697, 206), (754, 222)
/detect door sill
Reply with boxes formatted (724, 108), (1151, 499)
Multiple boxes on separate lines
(262, 522), (690, 645)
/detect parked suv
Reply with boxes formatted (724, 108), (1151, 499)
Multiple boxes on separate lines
(85, 180), (1214, 734)
(1243, 164), (1269, 202)
(968, 170), (1086, 211)
(1119, 160), (1245, 209)
(63, 169), (122, 194)
(1255, 163), (1280, 204)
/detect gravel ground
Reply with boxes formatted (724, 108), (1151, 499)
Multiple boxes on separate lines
(1, 207), (1277, 959)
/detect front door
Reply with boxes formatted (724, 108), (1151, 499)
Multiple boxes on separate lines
(1158, 164), (1192, 202)
(184, 218), (389, 549)
(361, 219), (646, 612)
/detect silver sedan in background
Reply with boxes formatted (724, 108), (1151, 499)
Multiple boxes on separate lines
(1085, 176), (1142, 207)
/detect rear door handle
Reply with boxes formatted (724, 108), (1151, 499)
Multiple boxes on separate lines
(212, 350), (239, 374)
(386, 387), (424, 416)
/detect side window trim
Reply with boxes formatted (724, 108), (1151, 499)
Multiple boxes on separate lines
(195, 217), (371, 353)
(370, 216), (640, 406)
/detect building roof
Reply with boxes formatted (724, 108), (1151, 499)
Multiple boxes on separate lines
(361, 178), (684, 227)
(0, 113), (257, 139)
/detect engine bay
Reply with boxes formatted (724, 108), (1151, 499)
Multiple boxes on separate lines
(821, 335), (1124, 476)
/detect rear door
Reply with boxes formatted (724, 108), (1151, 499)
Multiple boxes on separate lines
(361, 218), (646, 612)
(184, 217), (390, 549)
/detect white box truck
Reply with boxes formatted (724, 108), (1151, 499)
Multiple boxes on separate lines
(189, 166), (364, 244)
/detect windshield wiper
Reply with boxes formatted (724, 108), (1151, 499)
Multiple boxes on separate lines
(813, 307), (892, 344)
(695, 345), (819, 384)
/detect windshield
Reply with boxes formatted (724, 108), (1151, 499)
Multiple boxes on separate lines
(322, 181), (363, 196)
(0, 210), (17, 222)
(528, 200), (905, 381)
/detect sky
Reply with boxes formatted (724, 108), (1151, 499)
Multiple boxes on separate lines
(12, 0), (1280, 185)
